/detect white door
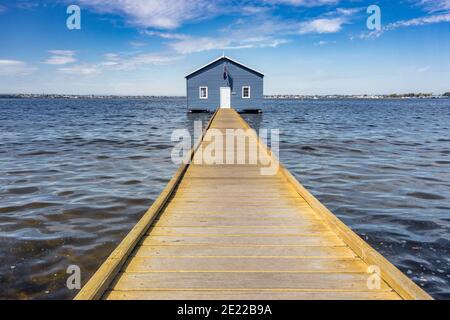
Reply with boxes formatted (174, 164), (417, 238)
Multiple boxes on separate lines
(220, 87), (231, 109)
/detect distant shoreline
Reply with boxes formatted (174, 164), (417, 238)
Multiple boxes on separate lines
(0, 93), (449, 100)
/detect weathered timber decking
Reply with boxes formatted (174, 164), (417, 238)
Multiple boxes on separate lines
(75, 108), (432, 300)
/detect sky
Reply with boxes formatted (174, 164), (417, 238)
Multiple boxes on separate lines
(0, 0), (449, 95)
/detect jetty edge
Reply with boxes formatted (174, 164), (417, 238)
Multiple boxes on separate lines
(75, 108), (432, 300)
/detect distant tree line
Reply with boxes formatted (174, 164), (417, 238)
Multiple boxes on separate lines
(388, 93), (433, 98)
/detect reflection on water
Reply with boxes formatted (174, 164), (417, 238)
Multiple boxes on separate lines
(0, 98), (449, 299)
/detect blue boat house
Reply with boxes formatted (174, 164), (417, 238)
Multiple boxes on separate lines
(186, 55), (264, 111)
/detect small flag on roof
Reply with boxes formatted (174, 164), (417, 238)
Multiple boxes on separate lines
(223, 65), (228, 80)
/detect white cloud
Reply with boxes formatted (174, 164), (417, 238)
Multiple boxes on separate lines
(101, 53), (120, 66)
(0, 59), (35, 75)
(143, 3), (355, 54)
(145, 30), (190, 40)
(170, 37), (229, 54)
(273, 6), (357, 36)
(0, 4), (7, 13)
(142, 16), (291, 54)
(117, 53), (181, 69)
(104, 52), (181, 70)
(417, 0), (450, 13)
(104, 53), (120, 61)
(44, 50), (77, 65)
(386, 13), (450, 29)
(47, 1), (354, 65)
(76, 0), (227, 29)
(266, 0), (338, 6)
(75, 0), (344, 30)
(361, 12), (450, 38)
(169, 35), (287, 54)
(416, 66), (430, 73)
(15, 2), (40, 10)
(58, 64), (100, 75)
(129, 41), (147, 48)
(58, 51), (181, 76)
(315, 40), (337, 45)
(299, 18), (344, 34)
(335, 7), (361, 16)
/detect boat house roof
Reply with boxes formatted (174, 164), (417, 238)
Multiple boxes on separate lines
(185, 55), (264, 79)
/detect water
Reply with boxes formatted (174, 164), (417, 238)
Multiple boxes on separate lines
(0, 98), (449, 299)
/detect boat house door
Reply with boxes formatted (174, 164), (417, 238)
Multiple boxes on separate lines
(220, 87), (231, 109)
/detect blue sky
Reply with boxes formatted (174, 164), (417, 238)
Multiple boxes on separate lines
(0, 0), (449, 95)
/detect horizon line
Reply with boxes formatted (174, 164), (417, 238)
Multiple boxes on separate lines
(1, 92), (449, 97)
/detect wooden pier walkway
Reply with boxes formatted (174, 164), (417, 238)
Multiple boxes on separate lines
(76, 109), (431, 300)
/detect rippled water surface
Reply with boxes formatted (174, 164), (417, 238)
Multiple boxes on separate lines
(0, 98), (449, 299)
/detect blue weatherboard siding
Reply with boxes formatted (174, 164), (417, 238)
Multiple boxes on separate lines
(186, 57), (264, 110)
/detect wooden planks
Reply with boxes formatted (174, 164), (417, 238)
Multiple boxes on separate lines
(105, 290), (402, 300)
(140, 234), (344, 246)
(110, 272), (393, 291)
(132, 245), (357, 258)
(123, 257), (367, 272)
(76, 108), (432, 300)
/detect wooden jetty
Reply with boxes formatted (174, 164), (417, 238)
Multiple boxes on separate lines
(75, 108), (432, 300)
